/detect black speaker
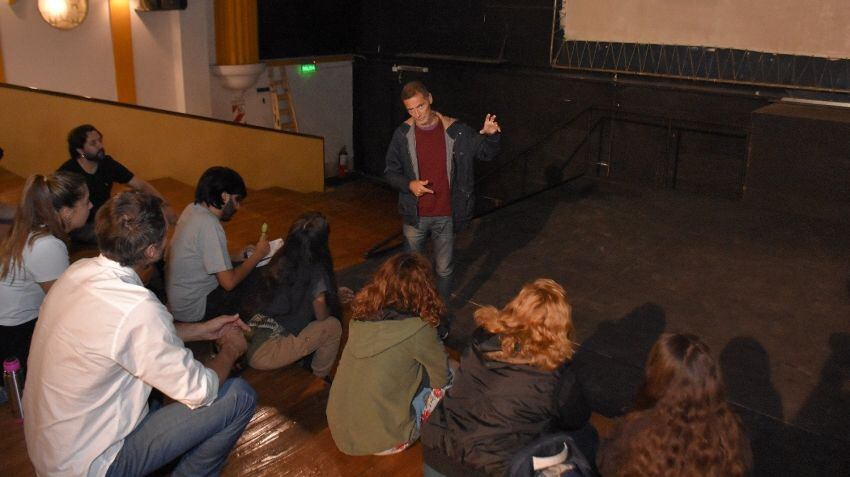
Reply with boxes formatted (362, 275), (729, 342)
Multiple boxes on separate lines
(137, 0), (187, 11)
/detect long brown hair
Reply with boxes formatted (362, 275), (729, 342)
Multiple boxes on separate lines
(0, 172), (87, 281)
(350, 252), (444, 327)
(612, 333), (751, 477)
(474, 278), (575, 371)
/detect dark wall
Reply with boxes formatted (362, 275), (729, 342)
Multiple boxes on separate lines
(259, 1), (555, 66)
(258, 1), (360, 58)
(357, 0), (554, 66)
(258, 1), (789, 208)
(746, 103), (850, 221)
(354, 58), (770, 212)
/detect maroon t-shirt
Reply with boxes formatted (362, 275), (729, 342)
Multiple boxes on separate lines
(415, 121), (451, 217)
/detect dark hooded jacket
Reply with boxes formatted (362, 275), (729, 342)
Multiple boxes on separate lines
(421, 330), (590, 476)
(326, 309), (448, 455)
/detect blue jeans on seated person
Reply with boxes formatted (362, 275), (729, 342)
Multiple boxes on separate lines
(105, 378), (257, 477)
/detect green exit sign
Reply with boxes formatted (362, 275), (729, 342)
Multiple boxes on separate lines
(299, 64), (317, 75)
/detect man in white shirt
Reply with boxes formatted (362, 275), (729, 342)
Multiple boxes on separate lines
(23, 190), (257, 477)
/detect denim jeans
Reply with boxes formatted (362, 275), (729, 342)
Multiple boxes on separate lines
(105, 378), (257, 477)
(403, 216), (453, 301)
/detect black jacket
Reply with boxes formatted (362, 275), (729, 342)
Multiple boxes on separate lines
(421, 330), (591, 476)
(384, 113), (500, 230)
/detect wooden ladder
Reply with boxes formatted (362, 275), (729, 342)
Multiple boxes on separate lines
(268, 65), (298, 132)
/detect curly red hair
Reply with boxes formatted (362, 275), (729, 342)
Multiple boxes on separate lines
(474, 278), (575, 371)
(606, 333), (752, 477)
(350, 252), (444, 327)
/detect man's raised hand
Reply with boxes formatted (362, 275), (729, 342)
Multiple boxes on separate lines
(479, 114), (501, 135)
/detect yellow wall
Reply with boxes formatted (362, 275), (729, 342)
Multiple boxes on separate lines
(0, 85), (324, 193)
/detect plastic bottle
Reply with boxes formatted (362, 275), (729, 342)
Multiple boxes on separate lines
(3, 357), (24, 422)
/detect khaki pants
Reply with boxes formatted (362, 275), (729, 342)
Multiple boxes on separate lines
(248, 318), (342, 378)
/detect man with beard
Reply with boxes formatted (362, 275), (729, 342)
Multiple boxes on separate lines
(24, 190), (257, 476)
(59, 124), (178, 244)
(166, 166), (270, 323)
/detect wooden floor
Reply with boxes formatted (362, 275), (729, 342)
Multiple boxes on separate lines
(0, 168), (423, 477)
(0, 168), (612, 476)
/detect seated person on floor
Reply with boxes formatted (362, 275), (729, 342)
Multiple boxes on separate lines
(240, 211), (351, 379)
(327, 252), (450, 456)
(23, 190), (257, 476)
(167, 166), (270, 322)
(421, 278), (592, 477)
(58, 124), (177, 244)
(0, 171), (90, 369)
(596, 333), (752, 477)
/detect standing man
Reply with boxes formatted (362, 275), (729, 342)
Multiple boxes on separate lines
(167, 166), (270, 323)
(384, 81), (501, 307)
(23, 190), (257, 476)
(59, 124), (178, 244)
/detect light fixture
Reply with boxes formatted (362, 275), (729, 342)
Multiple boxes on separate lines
(38, 0), (88, 30)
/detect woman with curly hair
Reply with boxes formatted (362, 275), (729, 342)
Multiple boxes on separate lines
(421, 278), (591, 477)
(597, 333), (752, 477)
(1, 172), (90, 367)
(327, 252), (449, 455)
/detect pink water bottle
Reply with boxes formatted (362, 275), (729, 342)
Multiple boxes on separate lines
(3, 357), (24, 422)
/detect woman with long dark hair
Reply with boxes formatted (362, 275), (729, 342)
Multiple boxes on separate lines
(597, 333), (752, 477)
(0, 171), (90, 365)
(241, 212), (347, 379)
(420, 278), (591, 476)
(327, 252), (449, 456)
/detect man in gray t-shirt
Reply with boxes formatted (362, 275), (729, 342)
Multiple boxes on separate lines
(166, 167), (270, 323)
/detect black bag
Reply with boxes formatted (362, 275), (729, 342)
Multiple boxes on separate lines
(506, 432), (595, 477)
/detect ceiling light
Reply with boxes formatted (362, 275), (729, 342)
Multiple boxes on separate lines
(38, 0), (88, 30)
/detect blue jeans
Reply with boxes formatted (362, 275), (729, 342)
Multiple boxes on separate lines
(106, 378), (257, 477)
(403, 216), (453, 301)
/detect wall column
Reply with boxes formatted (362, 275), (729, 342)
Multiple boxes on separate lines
(214, 0), (259, 65)
(108, 0), (137, 104)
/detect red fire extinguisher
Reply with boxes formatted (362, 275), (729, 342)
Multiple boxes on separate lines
(338, 146), (349, 178)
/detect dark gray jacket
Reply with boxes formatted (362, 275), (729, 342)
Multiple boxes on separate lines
(384, 113), (500, 230)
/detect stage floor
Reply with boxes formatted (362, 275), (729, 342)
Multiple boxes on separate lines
(341, 176), (850, 475)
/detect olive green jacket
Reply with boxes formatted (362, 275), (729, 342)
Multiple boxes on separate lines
(327, 313), (448, 455)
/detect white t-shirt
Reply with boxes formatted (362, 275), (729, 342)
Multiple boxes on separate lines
(166, 204), (232, 322)
(0, 234), (68, 326)
(23, 255), (219, 477)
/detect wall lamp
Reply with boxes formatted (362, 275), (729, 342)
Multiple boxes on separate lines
(37, 0), (89, 30)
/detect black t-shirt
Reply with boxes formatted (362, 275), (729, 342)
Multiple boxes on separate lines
(58, 156), (134, 223)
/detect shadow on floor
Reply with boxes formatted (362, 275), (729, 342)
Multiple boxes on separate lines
(572, 302), (667, 417)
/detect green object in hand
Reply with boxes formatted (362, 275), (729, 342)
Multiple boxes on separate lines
(261, 223), (268, 234)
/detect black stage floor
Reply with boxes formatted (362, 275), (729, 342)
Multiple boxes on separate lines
(339, 177), (850, 476)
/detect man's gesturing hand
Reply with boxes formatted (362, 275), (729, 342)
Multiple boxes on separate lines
(479, 114), (501, 135)
(409, 179), (434, 198)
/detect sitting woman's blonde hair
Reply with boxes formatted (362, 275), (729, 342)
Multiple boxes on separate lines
(474, 278), (575, 371)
